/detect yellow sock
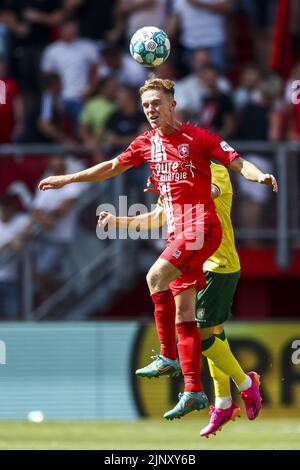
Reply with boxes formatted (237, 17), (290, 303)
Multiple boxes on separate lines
(207, 357), (231, 397)
(202, 336), (247, 387)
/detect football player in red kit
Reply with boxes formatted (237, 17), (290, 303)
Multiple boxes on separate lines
(39, 78), (277, 419)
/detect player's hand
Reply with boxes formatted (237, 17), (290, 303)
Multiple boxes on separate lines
(38, 175), (69, 191)
(258, 174), (278, 192)
(98, 211), (117, 228)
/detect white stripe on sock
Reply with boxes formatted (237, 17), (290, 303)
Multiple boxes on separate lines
(215, 397), (232, 410)
(237, 375), (252, 392)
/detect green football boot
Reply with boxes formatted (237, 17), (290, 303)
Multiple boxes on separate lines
(135, 354), (181, 378)
(164, 391), (209, 420)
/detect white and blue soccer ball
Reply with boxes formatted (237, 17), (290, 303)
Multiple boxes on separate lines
(129, 26), (171, 67)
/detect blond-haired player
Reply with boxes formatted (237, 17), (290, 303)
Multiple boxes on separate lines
(39, 78), (277, 421)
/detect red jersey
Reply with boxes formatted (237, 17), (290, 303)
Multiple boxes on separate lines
(118, 123), (239, 234)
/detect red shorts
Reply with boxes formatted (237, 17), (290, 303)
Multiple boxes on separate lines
(160, 220), (222, 297)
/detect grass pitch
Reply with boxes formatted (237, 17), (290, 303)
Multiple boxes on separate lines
(0, 417), (299, 450)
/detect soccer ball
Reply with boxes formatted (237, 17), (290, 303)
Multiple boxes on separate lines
(129, 26), (170, 67)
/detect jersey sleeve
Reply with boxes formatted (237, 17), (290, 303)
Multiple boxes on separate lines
(200, 129), (240, 167)
(117, 135), (145, 167)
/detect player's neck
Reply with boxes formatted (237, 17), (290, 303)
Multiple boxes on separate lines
(157, 119), (182, 136)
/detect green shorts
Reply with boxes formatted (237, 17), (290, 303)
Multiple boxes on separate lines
(196, 270), (240, 329)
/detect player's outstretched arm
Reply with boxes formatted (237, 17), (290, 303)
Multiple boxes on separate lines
(229, 157), (278, 192)
(98, 206), (166, 231)
(38, 157), (132, 191)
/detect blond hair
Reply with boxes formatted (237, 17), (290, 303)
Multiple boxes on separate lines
(139, 77), (175, 97)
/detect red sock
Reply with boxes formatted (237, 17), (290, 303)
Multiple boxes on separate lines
(176, 321), (202, 392)
(151, 289), (177, 360)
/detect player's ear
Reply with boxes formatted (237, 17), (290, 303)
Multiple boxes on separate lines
(171, 100), (176, 109)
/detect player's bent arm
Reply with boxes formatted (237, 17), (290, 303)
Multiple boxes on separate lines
(128, 206), (166, 230)
(69, 157), (132, 183)
(229, 157), (278, 192)
(39, 158), (132, 191)
(99, 206), (166, 230)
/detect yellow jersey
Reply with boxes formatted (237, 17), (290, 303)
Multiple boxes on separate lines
(203, 162), (240, 274)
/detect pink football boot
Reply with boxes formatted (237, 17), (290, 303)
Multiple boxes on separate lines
(200, 402), (241, 438)
(240, 371), (262, 420)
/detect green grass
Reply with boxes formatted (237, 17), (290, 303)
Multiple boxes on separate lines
(0, 417), (299, 450)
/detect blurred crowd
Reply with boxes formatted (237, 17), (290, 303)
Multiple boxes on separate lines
(1, 1), (299, 151)
(1, 0), (300, 318)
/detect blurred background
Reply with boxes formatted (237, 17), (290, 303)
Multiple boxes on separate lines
(0, 0), (299, 427)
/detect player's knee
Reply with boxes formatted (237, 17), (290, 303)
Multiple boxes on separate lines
(176, 306), (194, 323)
(146, 267), (161, 291)
(147, 267), (170, 292)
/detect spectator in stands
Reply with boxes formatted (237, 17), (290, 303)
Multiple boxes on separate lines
(108, 0), (167, 44)
(195, 63), (236, 139)
(102, 85), (148, 156)
(233, 0), (277, 72)
(235, 74), (283, 241)
(102, 85), (149, 202)
(167, 0), (231, 72)
(16, 0), (65, 95)
(0, 2), (14, 57)
(0, 193), (31, 319)
(63, 0), (117, 42)
(175, 48), (231, 120)
(0, 54), (24, 143)
(284, 61), (300, 141)
(99, 45), (147, 87)
(233, 63), (262, 110)
(79, 76), (118, 154)
(31, 155), (86, 294)
(237, 74), (283, 143)
(41, 16), (99, 133)
(21, 72), (78, 149)
(0, 1), (30, 63)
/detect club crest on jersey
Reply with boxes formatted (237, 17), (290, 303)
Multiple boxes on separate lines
(178, 143), (189, 158)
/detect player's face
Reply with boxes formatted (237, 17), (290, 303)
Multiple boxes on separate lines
(141, 89), (175, 130)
